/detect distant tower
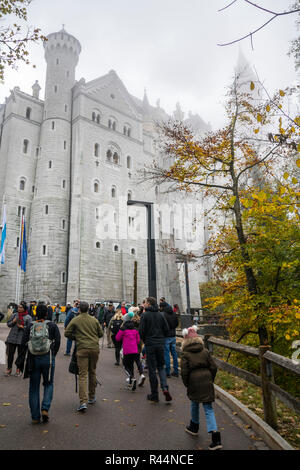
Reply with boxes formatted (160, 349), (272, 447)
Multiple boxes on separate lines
(26, 28), (81, 303)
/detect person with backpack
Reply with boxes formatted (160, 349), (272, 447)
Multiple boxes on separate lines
(64, 301), (103, 412)
(108, 310), (123, 365)
(22, 303), (61, 424)
(181, 325), (222, 450)
(116, 312), (141, 391)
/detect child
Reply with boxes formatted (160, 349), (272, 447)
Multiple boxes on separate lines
(181, 325), (222, 450)
(116, 312), (140, 391)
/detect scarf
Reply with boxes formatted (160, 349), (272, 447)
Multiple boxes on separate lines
(18, 310), (26, 326)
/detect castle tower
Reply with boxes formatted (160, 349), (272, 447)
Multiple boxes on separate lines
(25, 28), (81, 304)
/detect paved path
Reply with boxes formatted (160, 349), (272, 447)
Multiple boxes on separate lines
(0, 324), (269, 450)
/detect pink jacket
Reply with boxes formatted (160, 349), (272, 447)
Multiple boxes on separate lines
(116, 328), (140, 355)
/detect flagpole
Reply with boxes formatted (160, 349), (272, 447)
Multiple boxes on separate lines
(16, 213), (23, 304)
(0, 193), (7, 277)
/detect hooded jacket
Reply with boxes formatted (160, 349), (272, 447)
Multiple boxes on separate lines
(139, 304), (170, 346)
(115, 320), (140, 355)
(160, 302), (179, 337)
(181, 336), (217, 403)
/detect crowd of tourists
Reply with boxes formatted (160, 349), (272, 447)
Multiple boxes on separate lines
(2, 297), (222, 450)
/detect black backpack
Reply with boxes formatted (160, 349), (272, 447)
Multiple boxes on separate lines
(110, 319), (123, 336)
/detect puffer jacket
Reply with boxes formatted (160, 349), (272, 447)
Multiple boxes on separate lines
(161, 302), (178, 337)
(6, 313), (32, 345)
(115, 321), (140, 355)
(181, 336), (217, 403)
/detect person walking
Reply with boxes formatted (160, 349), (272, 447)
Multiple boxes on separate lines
(116, 312), (140, 391)
(181, 325), (222, 450)
(108, 310), (123, 365)
(103, 302), (115, 348)
(22, 303), (61, 424)
(131, 308), (146, 387)
(5, 301), (32, 376)
(160, 301), (179, 378)
(64, 301), (103, 412)
(55, 304), (60, 323)
(120, 301), (128, 316)
(64, 301), (78, 356)
(139, 297), (172, 403)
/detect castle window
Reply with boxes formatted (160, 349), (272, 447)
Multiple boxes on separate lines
(128, 217), (135, 227)
(92, 112), (96, 122)
(62, 179), (66, 189)
(61, 219), (66, 230)
(48, 161), (52, 169)
(94, 143), (100, 158)
(96, 114), (100, 124)
(94, 181), (99, 193)
(127, 156), (132, 169)
(108, 117), (117, 130)
(113, 152), (119, 165)
(123, 126), (127, 135)
(113, 245), (119, 253)
(65, 105), (68, 112)
(127, 128), (131, 137)
(16, 237), (20, 248)
(25, 107), (31, 119)
(112, 121), (116, 131)
(96, 241), (101, 249)
(36, 147), (39, 157)
(131, 248), (136, 256)
(23, 139), (29, 154)
(111, 186), (117, 198)
(32, 186), (35, 193)
(54, 85), (58, 93)
(56, 58), (59, 65)
(61, 272), (66, 284)
(45, 205), (48, 215)
(127, 191), (132, 201)
(106, 149), (112, 162)
(19, 178), (26, 191)
(42, 245), (47, 256)
(52, 121), (55, 130)
(155, 186), (159, 197)
(64, 141), (67, 150)
(95, 208), (99, 220)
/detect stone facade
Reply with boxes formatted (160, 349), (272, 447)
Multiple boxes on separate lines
(0, 28), (209, 312)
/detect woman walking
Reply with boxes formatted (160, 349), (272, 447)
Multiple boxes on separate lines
(5, 301), (32, 376)
(181, 325), (222, 450)
(108, 310), (124, 365)
(116, 312), (140, 391)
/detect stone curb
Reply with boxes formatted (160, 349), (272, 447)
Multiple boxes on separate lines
(214, 385), (294, 451)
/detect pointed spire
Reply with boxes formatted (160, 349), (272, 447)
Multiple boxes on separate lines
(173, 102), (184, 121)
(143, 88), (151, 115)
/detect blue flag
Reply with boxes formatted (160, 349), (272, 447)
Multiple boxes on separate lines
(19, 215), (27, 272)
(0, 204), (6, 265)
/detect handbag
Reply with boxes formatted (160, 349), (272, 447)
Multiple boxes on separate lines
(68, 345), (79, 392)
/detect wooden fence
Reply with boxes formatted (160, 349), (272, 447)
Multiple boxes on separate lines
(204, 335), (300, 429)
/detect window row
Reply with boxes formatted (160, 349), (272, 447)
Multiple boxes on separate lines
(91, 111), (132, 137)
(93, 182), (132, 200)
(93, 143), (132, 169)
(94, 242), (136, 255)
(18, 177), (66, 191)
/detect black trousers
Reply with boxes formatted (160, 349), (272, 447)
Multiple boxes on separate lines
(6, 343), (26, 371)
(123, 353), (140, 380)
(145, 344), (168, 396)
(111, 335), (122, 363)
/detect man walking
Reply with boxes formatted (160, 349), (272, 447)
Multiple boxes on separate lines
(64, 301), (78, 356)
(160, 301), (179, 377)
(103, 302), (115, 348)
(139, 297), (172, 403)
(22, 303), (61, 424)
(64, 301), (103, 412)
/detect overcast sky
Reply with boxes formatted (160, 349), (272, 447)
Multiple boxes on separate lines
(0, 0), (298, 129)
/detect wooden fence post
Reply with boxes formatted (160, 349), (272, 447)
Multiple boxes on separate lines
(259, 345), (278, 430)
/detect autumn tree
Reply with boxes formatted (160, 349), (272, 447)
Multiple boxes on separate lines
(0, 0), (46, 81)
(144, 75), (300, 349)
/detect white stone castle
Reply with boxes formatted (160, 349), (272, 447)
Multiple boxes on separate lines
(0, 28), (211, 312)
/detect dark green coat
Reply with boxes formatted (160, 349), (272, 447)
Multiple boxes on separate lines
(181, 337), (217, 403)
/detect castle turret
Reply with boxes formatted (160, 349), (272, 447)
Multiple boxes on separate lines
(26, 28), (81, 304)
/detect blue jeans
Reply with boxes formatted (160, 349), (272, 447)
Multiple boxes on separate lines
(164, 337), (178, 375)
(191, 401), (217, 433)
(66, 339), (73, 355)
(29, 354), (55, 421)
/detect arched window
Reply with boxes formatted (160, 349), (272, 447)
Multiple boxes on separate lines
(127, 127), (131, 137)
(94, 143), (100, 157)
(92, 112), (96, 121)
(96, 241), (101, 249)
(112, 121), (116, 131)
(23, 139), (29, 154)
(108, 119), (112, 129)
(111, 186), (117, 198)
(97, 114), (101, 124)
(94, 180), (99, 193)
(113, 152), (119, 165)
(131, 248), (136, 256)
(127, 156), (132, 169)
(106, 149), (112, 161)
(26, 107), (31, 119)
(114, 245), (119, 252)
(19, 178), (26, 191)
(45, 205), (49, 215)
(127, 191), (132, 201)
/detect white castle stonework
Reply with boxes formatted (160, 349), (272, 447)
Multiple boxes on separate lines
(0, 28), (210, 311)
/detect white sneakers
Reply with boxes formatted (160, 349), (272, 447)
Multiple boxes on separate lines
(138, 374), (146, 387)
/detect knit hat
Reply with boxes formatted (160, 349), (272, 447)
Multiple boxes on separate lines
(182, 325), (198, 339)
(123, 312), (134, 322)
